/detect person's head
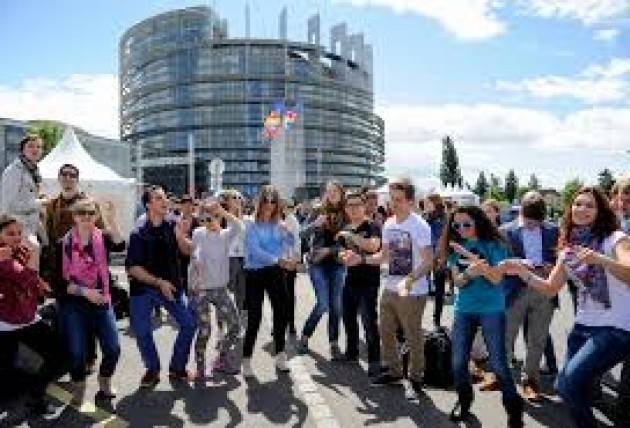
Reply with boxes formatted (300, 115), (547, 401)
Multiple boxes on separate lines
(0, 215), (22, 248)
(200, 200), (222, 232)
(58, 164), (80, 193)
(481, 198), (501, 226)
(179, 194), (194, 217)
(560, 186), (619, 246)
(145, 186), (168, 218)
(225, 189), (243, 214)
(255, 185), (281, 222)
(520, 191), (546, 229)
(388, 177), (415, 217)
(362, 189), (378, 215)
(444, 205), (503, 248)
(345, 192), (366, 223)
(322, 180), (345, 208)
(424, 193), (445, 218)
(20, 135), (43, 163)
(611, 177), (630, 218)
(71, 198), (99, 232)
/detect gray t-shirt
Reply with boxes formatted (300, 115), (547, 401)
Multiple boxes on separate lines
(190, 220), (242, 289)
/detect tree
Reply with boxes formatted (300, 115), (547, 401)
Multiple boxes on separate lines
(562, 178), (584, 210)
(439, 135), (462, 188)
(488, 173), (506, 201)
(28, 121), (63, 155)
(504, 169), (519, 203)
(598, 168), (615, 193)
(528, 174), (540, 190)
(473, 171), (489, 198)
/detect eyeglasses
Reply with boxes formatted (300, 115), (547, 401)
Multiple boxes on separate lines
(76, 210), (96, 216)
(262, 197), (278, 205)
(200, 215), (221, 222)
(60, 171), (78, 178)
(452, 222), (474, 231)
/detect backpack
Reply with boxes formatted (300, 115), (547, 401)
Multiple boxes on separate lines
(423, 327), (453, 388)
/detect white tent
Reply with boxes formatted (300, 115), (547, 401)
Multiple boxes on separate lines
(440, 186), (480, 206)
(39, 127), (136, 237)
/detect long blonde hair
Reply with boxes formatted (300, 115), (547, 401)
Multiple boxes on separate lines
(254, 185), (281, 222)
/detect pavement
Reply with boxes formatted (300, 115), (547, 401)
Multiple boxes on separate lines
(0, 268), (623, 428)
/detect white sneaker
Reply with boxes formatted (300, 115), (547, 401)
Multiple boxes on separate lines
(242, 358), (254, 377)
(276, 352), (290, 372)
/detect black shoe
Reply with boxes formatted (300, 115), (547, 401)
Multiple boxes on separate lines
(371, 372), (403, 386)
(404, 379), (423, 400)
(367, 362), (382, 377)
(140, 370), (160, 388)
(450, 385), (474, 422)
(505, 397), (524, 428)
(28, 398), (56, 416)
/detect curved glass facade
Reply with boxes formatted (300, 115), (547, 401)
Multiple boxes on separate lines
(120, 6), (385, 197)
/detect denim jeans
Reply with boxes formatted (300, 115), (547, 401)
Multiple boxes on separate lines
(58, 299), (121, 382)
(342, 283), (380, 363)
(452, 311), (519, 403)
(302, 263), (346, 343)
(130, 288), (197, 373)
(555, 324), (630, 428)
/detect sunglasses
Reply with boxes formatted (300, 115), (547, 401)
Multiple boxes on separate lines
(76, 209), (97, 216)
(262, 197), (278, 205)
(60, 171), (78, 178)
(452, 222), (474, 231)
(201, 215), (221, 222)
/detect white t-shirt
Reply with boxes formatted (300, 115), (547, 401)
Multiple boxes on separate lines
(191, 220), (242, 289)
(573, 231), (630, 332)
(228, 216), (248, 258)
(382, 212), (432, 296)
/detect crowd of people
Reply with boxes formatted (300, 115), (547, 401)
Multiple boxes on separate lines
(1, 134), (629, 428)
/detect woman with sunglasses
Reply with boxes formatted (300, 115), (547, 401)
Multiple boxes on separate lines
(297, 180), (347, 359)
(56, 198), (125, 404)
(443, 205), (523, 427)
(242, 185), (294, 376)
(502, 186), (630, 428)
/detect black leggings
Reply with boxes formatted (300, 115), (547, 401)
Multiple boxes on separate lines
(433, 268), (447, 326)
(284, 269), (297, 334)
(243, 266), (287, 358)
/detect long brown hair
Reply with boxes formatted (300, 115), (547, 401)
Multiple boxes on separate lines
(559, 186), (619, 248)
(254, 185), (281, 223)
(322, 180), (346, 233)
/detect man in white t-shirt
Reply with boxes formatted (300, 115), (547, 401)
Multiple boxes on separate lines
(363, 178), (433, 399)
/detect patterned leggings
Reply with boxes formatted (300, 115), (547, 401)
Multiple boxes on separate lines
(192, 288), (241, 364)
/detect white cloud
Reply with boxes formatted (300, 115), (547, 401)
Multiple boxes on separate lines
(594, 28), (620, 41)
(379, 103), (630, 188)
(495, 57), (630, 104)
(335, 0), (506, 40)
(0, 74), (119, 139)
(520, 0), (630, 25)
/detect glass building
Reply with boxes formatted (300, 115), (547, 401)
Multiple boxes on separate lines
(120, 6), (385, 198)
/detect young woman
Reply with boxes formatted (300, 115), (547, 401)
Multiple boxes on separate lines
(242, 185), (294, 376)
(0, 215), (57, 415)
(56, 199), (125, 403)
(443, 205), (523, 427)
(503, 186), (630, 428)
(298, 181), (347, 359)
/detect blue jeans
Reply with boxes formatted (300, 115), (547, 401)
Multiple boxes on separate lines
(58, 299), (120, 382)
(130, 288), (197, 372)
(556, 324), (630, 428)
(452, 311), (519, 403)
(302, 263), (346, 342)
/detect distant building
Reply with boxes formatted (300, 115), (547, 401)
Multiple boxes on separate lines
(120, 6), (385, 198)
(0, 118), (130, 177)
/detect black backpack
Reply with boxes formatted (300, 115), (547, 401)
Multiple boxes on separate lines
(423, 327), (453, 388)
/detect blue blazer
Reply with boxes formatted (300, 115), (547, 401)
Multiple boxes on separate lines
(500, 220), (559, 306)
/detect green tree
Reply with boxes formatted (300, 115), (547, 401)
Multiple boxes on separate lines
(489, 173), (506, 201)
(504, 169), (519, 203)
(473, 171), (489, 198)
(28, 121), (63, 155)
(598, 168), (615, 193)
(439, 135), (462, 188)
(562, 178), (584, 210)
(528, 174), (540, 190)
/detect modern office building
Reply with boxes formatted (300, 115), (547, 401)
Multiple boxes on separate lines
(120, 6), (385, 198)
(0, 118), (130, 177)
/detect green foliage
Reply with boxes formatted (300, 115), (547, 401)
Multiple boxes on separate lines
(439, 135), (462, 188)
(28, 121), (63, 155)
(473, 171), (489, 198)
(598, 168), (615, 194)
(504, 169), (519, 203)
(562, 178), (584, 210)
(488, 173), (506, 201)
(528, 174), (540, 190)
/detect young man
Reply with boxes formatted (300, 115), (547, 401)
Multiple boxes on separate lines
(125, 186), (197, 388)
(501, 191), (559, 401)
(364, 178), (433, 399)
(338, 192), (382, 377)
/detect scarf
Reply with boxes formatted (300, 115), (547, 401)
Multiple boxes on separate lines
(19, 154), (42, 186)
(62, 227), (110, 303)
(563, 225), (611, 309)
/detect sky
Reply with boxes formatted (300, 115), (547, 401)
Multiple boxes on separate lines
(1, 0), (629, 189)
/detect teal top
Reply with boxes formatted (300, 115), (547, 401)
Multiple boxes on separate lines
(447, 239), (508, 314)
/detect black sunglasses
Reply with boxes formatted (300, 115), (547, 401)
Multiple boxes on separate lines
(76, 209), (97, 216)
(453, 221), (474, 231)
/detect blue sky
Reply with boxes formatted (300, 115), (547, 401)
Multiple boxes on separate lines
(1, 0), (629, 188)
